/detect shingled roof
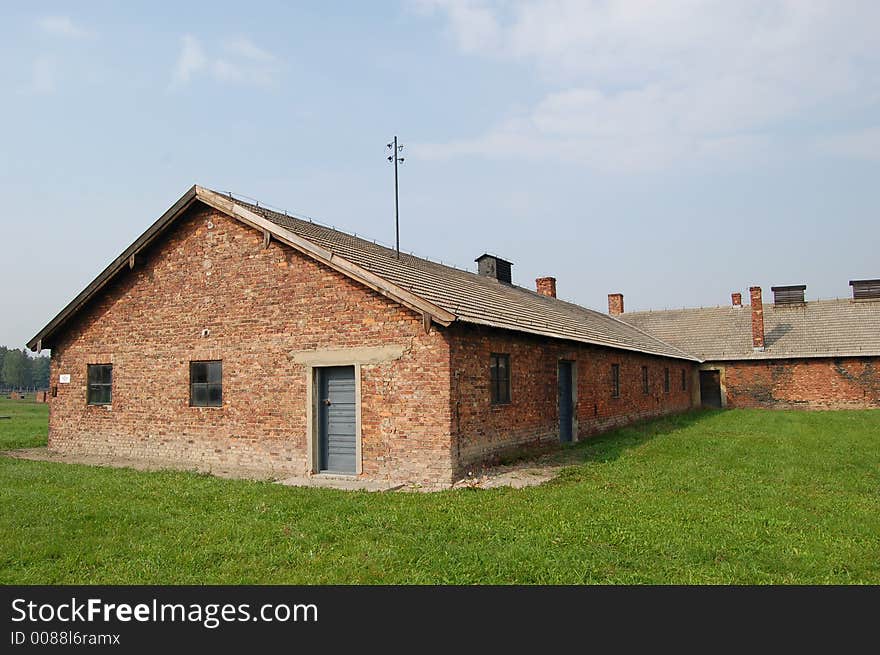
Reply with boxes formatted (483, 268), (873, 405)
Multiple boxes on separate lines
(28, 186), (695, 361)
(237, 197), (695, 361)
(619, 298), (880, 361)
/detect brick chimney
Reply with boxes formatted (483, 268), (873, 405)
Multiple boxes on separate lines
(608, 293), (624, 316)
(731, 292), (742, 307)
(749, 286), (765, 351)
(536, 277), (557, 298)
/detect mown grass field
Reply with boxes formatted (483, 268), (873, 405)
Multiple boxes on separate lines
(0, 396), (49, 449)
(0, 398), (878, 584)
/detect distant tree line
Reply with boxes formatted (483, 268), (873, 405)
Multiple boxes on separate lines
(0, 346), (50, 390)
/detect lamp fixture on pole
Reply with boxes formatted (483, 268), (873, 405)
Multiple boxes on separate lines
(386, 136), (405, 259)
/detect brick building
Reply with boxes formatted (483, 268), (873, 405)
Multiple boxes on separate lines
(616, 283), (880, 410)
(28, 186), (697, 486)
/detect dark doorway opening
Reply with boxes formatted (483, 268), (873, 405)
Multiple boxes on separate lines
(699, 370), (722, 408)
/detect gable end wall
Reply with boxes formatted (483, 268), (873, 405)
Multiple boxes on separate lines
(47, 204), (454, 484)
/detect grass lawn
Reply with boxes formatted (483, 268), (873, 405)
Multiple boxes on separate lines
(0, 396), (49, 449)
(1, 399), (878, 584)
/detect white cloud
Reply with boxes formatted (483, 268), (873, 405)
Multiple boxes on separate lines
(20, 56), (56, 95)
(414, 0), (501, 53)
(211, 59), (243, 83)
(225, 37), (275, 62)
(414, 1), (880, 171)
(172, 35), (208, 85)
(815, 127), (880, 161)
(37, 15), (90, 39)
(171, 35), (278, 88)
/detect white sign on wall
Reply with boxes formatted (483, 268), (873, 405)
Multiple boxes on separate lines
(59, 374), (70, 384)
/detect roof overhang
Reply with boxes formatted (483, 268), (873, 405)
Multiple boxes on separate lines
(27, 185), (455, 351)
(458, 315), (700, 362)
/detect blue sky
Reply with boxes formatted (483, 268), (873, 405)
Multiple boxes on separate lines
(2, 1), (878, 349)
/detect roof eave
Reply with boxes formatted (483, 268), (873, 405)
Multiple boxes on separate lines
(457, 316), (700, 362)
(193, 187), (456, 327)
(27, 185), (200, 351)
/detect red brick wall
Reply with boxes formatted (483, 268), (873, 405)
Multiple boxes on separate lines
(721, 357), (880, 409)
(48, 204), (454, 484)
(46, 201), (701, 486)
(448, 324), (696, 474)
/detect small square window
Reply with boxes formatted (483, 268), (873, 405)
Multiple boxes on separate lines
(190, 360), (222, 407)
(87, 364), (112, 405)
(490, 354), (511, 404)
(611, 364), (620, 398)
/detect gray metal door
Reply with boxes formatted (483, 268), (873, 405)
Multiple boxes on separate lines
(318, 366), (357, 474)
(558, 361), (574, 443)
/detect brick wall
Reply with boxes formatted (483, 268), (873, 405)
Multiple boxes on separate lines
(46, 201), (701, 486)
(720, 357), (880, 409)
(48, 204), (454, 485)
(448, 324), (696, 475)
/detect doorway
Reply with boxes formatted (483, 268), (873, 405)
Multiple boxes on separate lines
(699, 370), (723, 408)
(317, 366), (357, 474)
(558, 361), (575, 442)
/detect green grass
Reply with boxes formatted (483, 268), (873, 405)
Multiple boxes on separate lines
(0, 397), (48, 449)
(1, 404), (878, 584)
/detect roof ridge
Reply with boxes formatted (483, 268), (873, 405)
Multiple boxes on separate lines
(622, 305), (748, 316)
(226, 190), (698, 361)
(230, 193), (477, 278)
(622, 295), (870, 316)
(235, 193), (633, 312)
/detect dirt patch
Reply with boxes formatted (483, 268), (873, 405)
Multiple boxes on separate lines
(451, 465), (563, 490)
(3, 446), (579, 492)
(449, 446), (584, 490)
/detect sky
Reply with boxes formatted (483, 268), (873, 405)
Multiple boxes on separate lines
(1, 1), (878, 349)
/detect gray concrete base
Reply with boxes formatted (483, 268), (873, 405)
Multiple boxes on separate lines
(276, 474), (404, 492)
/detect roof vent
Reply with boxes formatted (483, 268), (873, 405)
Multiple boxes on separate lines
(476, 254), (513, 284)
(850, 279), (880, 300)
(771, 285), (806, 305)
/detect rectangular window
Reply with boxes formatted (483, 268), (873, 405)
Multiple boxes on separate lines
(641, 366), (649, 394)
(681, 369), (687, 391)
(190, 360), (222, 407)
(87, 364), (112, 405)
(664, 367), (670, 393)
(611, 364), (620, 398)
(490, 354), (511, 404)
